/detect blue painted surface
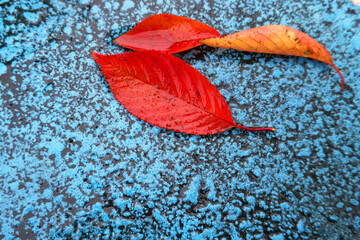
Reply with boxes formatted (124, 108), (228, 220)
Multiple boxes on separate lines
(0, 0), (359, 239)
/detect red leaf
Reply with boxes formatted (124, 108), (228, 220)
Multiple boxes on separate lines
(113, 14), (221, 54)
(91, 51), (275, 135)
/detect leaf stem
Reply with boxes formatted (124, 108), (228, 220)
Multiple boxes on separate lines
(330, 64), (345, 90)
(235, 124), (275, 132)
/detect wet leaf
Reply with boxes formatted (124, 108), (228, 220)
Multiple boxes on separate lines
(113, 13), (221, 54)
(200, 25), (344, 89)
(91, 51), (275, 135)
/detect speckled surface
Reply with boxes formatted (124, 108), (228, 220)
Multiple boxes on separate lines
(0, 0), (359, 239)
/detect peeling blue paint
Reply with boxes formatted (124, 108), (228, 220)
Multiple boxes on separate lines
(0, 63), (7, 76)
(0, 0), (359, 239)
(121, 0), (135, 11)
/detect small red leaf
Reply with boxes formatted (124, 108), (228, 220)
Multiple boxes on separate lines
(113, 14), (221, 54)
(91, 51), (274, 135)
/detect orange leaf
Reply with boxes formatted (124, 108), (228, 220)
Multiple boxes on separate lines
(113, 14), (221, 54)
(200, 25), (344, 89)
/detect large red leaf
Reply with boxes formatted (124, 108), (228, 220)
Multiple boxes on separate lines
(113, 14), (221, 54)
(200, 25), (344, 89)
(91, 51), (275, 135)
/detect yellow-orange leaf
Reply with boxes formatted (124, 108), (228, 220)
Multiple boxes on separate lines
(200, 25), (344, 89)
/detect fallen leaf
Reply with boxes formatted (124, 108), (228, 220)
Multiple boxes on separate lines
(91, 51), (275, 135)
(200, 25), (344, 89)
(113, 13), (221, 54)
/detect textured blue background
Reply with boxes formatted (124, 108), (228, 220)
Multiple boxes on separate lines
(0, 0), (359, 239)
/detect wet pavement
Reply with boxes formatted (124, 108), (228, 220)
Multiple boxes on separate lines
(1, 0), (360, 239)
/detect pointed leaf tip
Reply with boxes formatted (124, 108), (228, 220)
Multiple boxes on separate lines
(91, 51), (100, 60)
